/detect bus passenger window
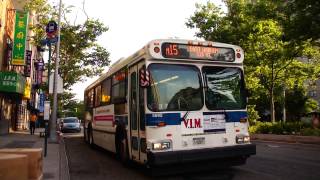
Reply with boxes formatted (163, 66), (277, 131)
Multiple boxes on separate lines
(101, 79), (111, 105)
(95, 85), (101, 107)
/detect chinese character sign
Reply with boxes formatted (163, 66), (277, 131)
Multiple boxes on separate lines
(24, 50), (32, 77)
(0, 72), (25, 94)
(12, 11), (28, 66)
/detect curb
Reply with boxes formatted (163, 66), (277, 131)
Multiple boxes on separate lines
(59, 133), (70, 180)
(251, 134), (320, 145)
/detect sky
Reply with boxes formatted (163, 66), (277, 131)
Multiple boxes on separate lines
(59, 0), (225, 100)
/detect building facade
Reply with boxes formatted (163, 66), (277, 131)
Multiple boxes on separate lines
(0, 0), (44, 134)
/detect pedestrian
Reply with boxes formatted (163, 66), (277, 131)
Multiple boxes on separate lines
(30, 112), (37, 135)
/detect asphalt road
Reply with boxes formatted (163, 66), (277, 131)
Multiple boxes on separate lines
(64, 132), (320, 180)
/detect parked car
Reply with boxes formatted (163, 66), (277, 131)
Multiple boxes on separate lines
(60, 117), (81, 133)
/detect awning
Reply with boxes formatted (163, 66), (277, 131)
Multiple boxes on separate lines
(0, 71), (25, 94)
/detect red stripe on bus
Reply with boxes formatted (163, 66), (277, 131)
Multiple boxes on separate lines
(94, 115), (114, 121)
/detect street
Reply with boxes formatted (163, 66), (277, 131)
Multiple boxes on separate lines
(63, 132), (320, 180)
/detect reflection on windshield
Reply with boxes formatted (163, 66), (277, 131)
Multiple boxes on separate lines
(147, 64), (203, 111)
(63, 118), (78, 123)
(203, 67), (246, 110)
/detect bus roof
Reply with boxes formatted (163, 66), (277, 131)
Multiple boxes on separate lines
(85, 39), (244, 92)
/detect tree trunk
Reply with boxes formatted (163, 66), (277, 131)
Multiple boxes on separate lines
(270, 88), (276, 123)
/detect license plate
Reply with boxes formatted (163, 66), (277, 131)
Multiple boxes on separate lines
(193, 137), (205, 145)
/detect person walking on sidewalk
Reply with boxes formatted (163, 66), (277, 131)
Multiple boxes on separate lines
(30, 112), (37, 135)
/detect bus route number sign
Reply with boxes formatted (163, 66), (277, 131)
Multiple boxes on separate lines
(161, 43), (235, 62)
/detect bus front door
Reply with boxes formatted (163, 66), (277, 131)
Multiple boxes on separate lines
(129, 62), (147, 164)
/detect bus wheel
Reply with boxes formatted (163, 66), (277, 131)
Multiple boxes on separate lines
(83, 126), (87, 142)
(119, 138), (129, 164)
(88, 126), (94, 147)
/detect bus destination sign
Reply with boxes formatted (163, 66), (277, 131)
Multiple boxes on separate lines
(161, 43), (235, 62)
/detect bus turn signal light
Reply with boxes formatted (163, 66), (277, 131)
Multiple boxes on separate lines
(240, 118), (247, 123)
(157, 121), (166, 127)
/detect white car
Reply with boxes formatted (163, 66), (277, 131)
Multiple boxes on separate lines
(60, 117), (81, 133)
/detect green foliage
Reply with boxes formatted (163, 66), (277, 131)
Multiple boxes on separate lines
(283, 0), (320, 43)
(59, 92), (84, 119)
(247, 105), (260, 125)
(301, 128), (320, 136)
(187, 0), (320, 121)
(249, 121), (316, 135)
(25, 0), (110, 90)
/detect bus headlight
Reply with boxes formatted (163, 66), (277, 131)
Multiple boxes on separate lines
(236, 135), (250, 144)
(152, 141), (171, 151)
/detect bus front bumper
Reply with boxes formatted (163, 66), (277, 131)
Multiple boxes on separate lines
(147, 143), (256, 166)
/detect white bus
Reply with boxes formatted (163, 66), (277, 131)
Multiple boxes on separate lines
(83, 39), (256, 167)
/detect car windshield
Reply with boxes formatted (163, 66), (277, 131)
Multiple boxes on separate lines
(202, 66), (246, 110)
(63, 118), (78, 123)
(147, 64), (203, 111)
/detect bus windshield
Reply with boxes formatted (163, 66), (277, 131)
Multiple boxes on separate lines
(147, 64), (203, 111)
(202, 66), (246, 110)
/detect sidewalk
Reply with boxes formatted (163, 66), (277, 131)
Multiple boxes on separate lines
(0, 128), (70, 180)
(251, 133), (320, 145)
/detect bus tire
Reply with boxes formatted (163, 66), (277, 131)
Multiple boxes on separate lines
(83, 126), (87, 143)
(119, 138), (129, 164)
(88, 125), (95, 148)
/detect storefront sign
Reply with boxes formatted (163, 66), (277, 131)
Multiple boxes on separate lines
(23, 78), (31, 99)
(35, 59), (44, 84)
(0, 72), (25, 94)
(24, 50), (32, 77)
(12, 11), (28, 66)
(39, 92), (45, 113)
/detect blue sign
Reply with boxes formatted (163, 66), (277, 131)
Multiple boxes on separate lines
(46, 20), (58, 34)
(39, 93), (45, 113)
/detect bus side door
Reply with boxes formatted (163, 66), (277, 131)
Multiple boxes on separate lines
(128, 61), (147, 163)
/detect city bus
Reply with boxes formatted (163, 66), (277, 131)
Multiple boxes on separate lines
(83, 39), (256, 168)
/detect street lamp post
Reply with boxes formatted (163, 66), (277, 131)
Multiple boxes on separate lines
(50, 0), (62, 142)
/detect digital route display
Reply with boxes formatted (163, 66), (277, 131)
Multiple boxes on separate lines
(161, 43), (235, 62)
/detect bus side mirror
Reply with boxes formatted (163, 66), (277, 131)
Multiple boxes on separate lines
(139, 66), (150, 87)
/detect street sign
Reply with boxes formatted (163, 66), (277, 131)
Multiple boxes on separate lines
(44, 101), (50, 121)
(49, 73), (63, 94)
(46, 21), (58, 35)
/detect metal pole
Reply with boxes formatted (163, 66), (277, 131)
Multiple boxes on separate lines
(44, 43), (51, 156)
(50, 0), (62, 142)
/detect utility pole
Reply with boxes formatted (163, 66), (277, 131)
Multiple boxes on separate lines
(44, 43), (51, 156)
(50, 0), (62, 141)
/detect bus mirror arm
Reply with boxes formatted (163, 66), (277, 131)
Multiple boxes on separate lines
(244, 88), (251, 98)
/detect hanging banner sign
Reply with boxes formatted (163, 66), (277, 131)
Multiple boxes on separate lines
(12, 11), (28, 66)
(23, 78), (31, 99)
(39, 92), (45, 113)
(36, 60), (44, 84)
(24, 50), (32, 77)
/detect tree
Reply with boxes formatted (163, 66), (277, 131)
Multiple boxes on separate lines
(25, 0), (110, 90)
(283, 0), (320, 43)
(186, 0), (320, 122)
(59, 92), (84, 119)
